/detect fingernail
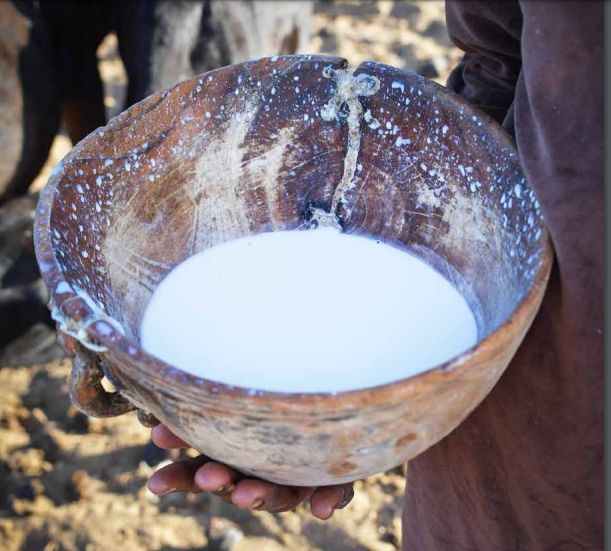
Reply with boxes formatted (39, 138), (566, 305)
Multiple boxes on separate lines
(337, 488), (350, 509)
(158, 487), (177, 496)
(216, 483), (235, 494)
(250, 498), (265, 510)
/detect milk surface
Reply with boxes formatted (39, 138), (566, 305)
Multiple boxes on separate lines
(140, 228), (477, 393)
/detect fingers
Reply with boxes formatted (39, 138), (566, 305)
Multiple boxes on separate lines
(147, 425), (356, 519)
(151, 424), (190, 449)
(147, 455), (209, 495)
(309, 483), (355, 520)
(229, 478), (315, 513)
(194, 462), (319, 513)
(194, 461), (243, 495)
(194, 461), (313, 512)
(271, 486), (317, 514)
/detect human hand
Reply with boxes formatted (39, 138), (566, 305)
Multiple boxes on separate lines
(146, 424), (355, 519)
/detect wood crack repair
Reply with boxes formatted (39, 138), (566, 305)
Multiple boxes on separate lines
(309, 65), (380, 230)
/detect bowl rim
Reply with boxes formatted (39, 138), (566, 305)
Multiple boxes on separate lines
(33, 55), (555, 403)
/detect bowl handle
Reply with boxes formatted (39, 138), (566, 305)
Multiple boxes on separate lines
(57, 327), (160, 427)
(69, 352), (161, 428)
(69, 351), (137, 418)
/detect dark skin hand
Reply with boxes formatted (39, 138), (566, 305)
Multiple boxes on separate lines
(147, 424), (355, 519)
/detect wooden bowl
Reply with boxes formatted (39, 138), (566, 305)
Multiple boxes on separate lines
(34, 55), (553, 486)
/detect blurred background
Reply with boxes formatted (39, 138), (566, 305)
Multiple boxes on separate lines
(0, 2), (460, 550)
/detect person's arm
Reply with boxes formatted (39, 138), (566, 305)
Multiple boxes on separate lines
(445, 0), (523, 132)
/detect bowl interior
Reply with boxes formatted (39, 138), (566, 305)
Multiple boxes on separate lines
(43, 56), (546, 349)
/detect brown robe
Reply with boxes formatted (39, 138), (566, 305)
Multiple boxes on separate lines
(402, 2), (604, 549)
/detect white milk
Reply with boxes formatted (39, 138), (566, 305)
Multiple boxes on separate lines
(140, 228), (477, 393)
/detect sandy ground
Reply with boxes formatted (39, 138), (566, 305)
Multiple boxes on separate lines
(0, 361), (405, 551)
(7, 3), (460, 550)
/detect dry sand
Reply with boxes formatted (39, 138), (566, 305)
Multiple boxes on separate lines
(7, 3), (460, 550)
(0, 361), (405, 551)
